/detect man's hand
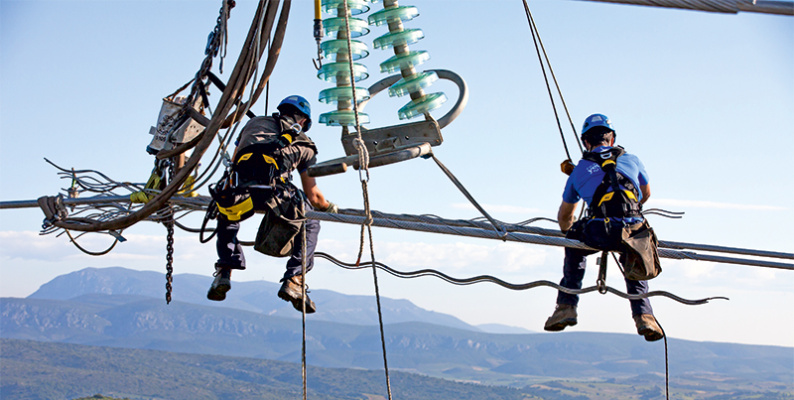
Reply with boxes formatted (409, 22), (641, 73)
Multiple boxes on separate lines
(322, 201), (338, 213)
(557, 201), (578, 232)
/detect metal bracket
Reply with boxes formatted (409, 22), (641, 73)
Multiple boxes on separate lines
(341, 119), (442, 156)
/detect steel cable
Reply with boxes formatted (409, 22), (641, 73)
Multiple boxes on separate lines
(575, 0), (794, 16)
(307, 209), (794, 269)
(314, 252), (727, 305)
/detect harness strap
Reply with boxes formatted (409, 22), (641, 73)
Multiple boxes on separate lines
(582, 147), (642, 219)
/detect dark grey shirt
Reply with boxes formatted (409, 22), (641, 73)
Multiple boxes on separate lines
(235, 116), (318, 177)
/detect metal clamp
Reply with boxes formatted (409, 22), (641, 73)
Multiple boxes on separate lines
(597, 251), (609, 295)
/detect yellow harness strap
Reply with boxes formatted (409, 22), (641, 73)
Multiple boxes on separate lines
(217, 196), (254, 221)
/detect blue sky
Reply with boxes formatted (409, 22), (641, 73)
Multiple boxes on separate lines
(1, 0), (792, 348)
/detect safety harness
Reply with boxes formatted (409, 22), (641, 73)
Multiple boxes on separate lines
(582, 146), (642, 220)
(210, 114), (316, 222)
(573, 146), (661, 282)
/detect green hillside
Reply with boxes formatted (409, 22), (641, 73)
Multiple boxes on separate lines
(2, 339), (791, 400)
(1, 339), (529, 400)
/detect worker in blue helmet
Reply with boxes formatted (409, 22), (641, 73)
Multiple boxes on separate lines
(545, 113), (664, 342)
(207, 95), (338, 314)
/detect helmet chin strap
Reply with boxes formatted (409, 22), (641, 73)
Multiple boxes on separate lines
(288, 122), (303, 134)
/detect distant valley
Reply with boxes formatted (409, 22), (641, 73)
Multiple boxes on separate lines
(1, 267), (792, 399)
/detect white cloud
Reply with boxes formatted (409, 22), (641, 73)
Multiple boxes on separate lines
(0, 231), (79, 261)
(344, 240), (549, 276)
(0, 230), (215, 266)
(451, 203), (545, 215)
(649, 198), (787, 211)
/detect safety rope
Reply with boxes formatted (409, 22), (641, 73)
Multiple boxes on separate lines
(522, 0), (581, 161)
(341, 2), (393, 398)
(522, 0), (583, 155)
(300, 211), (308, 400)
(658, 319), (670, 400)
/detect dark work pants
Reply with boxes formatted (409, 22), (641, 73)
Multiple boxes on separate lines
(216, 202), (321, 282)
(556, 246), (653, 317)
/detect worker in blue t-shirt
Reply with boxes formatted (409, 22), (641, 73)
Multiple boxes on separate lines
(545, 113), (664, 342)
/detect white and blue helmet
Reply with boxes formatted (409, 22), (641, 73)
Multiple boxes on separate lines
(277, 95), (312, 132)
(581, 113), (614, 135)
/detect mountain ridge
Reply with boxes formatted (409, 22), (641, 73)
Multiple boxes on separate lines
(28, 266), (493, 332)
(3, 266), (792, 392)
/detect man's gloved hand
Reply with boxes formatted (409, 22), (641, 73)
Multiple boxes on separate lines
(322, 201), (339, 213)
(560, 159), (576, 176)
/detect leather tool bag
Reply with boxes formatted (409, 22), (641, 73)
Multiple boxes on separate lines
(254, 183), (306, 258)
(572, 218), (662, 281)
(621, 220), (662, 281)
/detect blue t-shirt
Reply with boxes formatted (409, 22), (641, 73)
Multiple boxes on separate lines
(563, 146), (649, 208)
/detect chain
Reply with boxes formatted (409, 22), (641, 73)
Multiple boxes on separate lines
(164, 160), (176, 304)
(165, 215), (175, 304)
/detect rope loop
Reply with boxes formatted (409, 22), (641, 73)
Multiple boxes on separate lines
(352, 137), (371, 183)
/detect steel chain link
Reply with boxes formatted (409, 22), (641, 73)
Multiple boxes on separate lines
(164, 159), (176, 304)
(165, 217), (175, 304)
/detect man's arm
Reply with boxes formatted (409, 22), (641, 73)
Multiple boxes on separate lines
(299, 170), (333, 211)
(557, 201), (578, 232)
(640, 184), (651, 204)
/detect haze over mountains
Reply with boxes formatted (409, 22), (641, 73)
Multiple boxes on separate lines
(1, 267), (792, 399)
(24, 266), (502, 332)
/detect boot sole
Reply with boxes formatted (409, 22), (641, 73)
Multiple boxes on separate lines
(207, 283), (230, 301)
(544, 318), (577, 332)
(278, 289), (316, 314)
(638, 326), (664, 342)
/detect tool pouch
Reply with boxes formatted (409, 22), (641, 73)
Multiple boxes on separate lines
(254, 183), (306, 258)
(621, 220), (662, 281)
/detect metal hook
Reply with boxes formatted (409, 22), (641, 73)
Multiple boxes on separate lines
(312, 48), (323, 70)
(312, 18), (324, 70)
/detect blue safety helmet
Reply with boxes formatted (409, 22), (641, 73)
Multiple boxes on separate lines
(581, 113), (615, 135)
(277, 95), (312, 132)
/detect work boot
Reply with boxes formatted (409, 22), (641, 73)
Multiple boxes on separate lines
(634, 314), (664, 342)
(207, 265), (231, 301)
(544, 304), (577, 332)
(278, 275), (316, 314)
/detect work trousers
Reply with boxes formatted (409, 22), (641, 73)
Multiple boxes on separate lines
(216, 203), (321, 282)
(556, 246), (653, 317)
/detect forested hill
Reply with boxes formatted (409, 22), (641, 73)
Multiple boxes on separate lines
(1, 338), (528, 400)
(3, 338), (792, 400)
(1, 267), (792, 398)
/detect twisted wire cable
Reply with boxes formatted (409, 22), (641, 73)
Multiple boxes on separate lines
(315, 252), (728, 305)
(575, 0), (794, 15)
(307, 209), (794, 269)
